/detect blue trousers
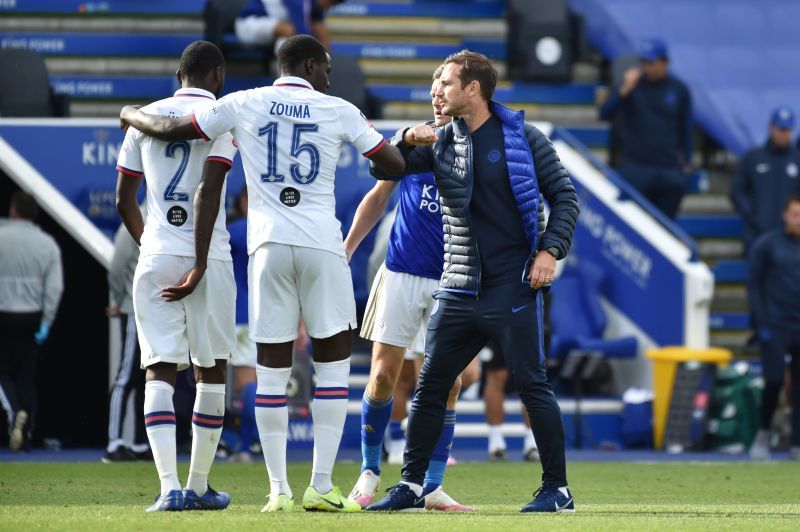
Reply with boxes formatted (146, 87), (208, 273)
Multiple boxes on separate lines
(401, 283), (567, 488)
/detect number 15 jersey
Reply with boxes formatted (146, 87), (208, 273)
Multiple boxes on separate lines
(116, 87), (238, 261)
(192, 76), (386, 257)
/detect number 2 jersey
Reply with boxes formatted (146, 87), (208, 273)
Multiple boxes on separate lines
(115, 87), (238, 261)
(191, 76), (386, 257)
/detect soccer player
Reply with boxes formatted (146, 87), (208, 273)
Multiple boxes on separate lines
(119, 35), (405, 513)
(115, 41), (237, 512)
(344, 68), (474, 511)
(227, 186), (259, 462)
(368, 50), (579, 513)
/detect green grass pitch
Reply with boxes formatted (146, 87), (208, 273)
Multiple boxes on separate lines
(1, 460), (799, 530)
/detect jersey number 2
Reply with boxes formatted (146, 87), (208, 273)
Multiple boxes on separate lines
(163, 141), (190, 201)
(258, 122), (320, 184)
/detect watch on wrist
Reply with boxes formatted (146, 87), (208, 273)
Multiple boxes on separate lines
(544, 247), (560, 259)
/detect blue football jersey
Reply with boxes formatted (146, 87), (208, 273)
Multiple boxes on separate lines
(228, 217), (249, 325)
(385, 172), (443, 280)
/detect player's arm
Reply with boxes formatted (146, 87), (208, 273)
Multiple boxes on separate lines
(119, 106), (201, 141)
(343, 180), (399, 261)
(116, 173), (144, 245)
(160, 161), (230, 302)
(115, 128), (145, 245)
(370, 124), (436, 180)
(162, 133), (237, 302)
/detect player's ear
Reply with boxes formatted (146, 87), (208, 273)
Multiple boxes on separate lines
(175, 68), (181, 86)
(304, 57), (315, 75)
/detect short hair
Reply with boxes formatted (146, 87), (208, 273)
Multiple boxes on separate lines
(11, 190), (38, 220)
(786, 191), (800, 210)
(178, 41), (225, 81)
(432, 63), (445, 81)
(442, 49), (497, 102)
(278, 35), (328, 74)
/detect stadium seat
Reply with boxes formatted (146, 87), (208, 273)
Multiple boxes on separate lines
(550, 262), (637, 448)
(0, 48), (66, 117)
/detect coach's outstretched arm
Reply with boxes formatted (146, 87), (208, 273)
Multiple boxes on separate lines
(160, 160), (231, 302)
(120, 105), (202, 141)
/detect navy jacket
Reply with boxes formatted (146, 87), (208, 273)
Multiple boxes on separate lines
(748, 228), (800, 333)
(731, 142), (800, 242)
(600, 74), (693, 167)
(371, 101), (579, 295)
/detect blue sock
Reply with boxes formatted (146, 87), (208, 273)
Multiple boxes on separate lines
(423, 409), (456, 494)
(361, 393), (393, 474)
(389, 420), (404, 441)
(239, 382), (258, 453)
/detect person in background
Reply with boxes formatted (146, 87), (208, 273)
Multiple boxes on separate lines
(600, 38), (693, 219)
(235, 0), (343, 60)
(103, 209), (150, 462)
(747, 192), (800, 462)
(0, 191), (63, 451)
(481, 342), (538, 462)
(227, 186), (259, 462)
(732, 107), (800, 248)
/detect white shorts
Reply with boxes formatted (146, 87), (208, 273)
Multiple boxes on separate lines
(404, 322), (427, 360)
(231, 325), (257, 368)
(361, 263), (439, 350)
(133, 255), (235, 371)
(249, 242), (357, 343)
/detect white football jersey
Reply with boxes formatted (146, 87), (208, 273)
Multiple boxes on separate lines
(192, 76), (386, 256)
(116, 87), (238, 261)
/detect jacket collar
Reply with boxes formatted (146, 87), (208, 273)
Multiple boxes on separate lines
(450, 101), (525, 136)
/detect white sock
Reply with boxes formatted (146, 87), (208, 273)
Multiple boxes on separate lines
(487, 424), (506, 452)
(186, 383), (225, 495)
(524, 430), (537, 452)
(311, 358), (350, 494)
(144, 380), (181, 496)
(255, 365), (293, 500)
(400, 481), (423, 497)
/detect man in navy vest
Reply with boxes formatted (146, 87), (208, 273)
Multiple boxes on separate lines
(367, 50), (579, 513)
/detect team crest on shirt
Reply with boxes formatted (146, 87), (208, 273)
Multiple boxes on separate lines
(488, 149), (501, 163)
(787, 162), (799, 178)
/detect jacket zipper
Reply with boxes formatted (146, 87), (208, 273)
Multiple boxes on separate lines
(463, 123), (480, 299)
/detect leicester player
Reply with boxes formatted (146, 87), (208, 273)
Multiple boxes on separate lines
(115, 41), (237, 512)
(120, 35), (405, 513)
(345, 66), (474, 511)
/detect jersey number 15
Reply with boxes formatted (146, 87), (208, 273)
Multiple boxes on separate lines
(259, 122), (320, 185)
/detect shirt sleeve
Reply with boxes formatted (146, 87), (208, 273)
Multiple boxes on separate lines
(207, 132), (239, 168)
(107, 225), (136, 306)
(115, 128), (144, 177)
(192, 93), (242, 142)
(338, 101), (386, 157)
(42, 240), (64, 325)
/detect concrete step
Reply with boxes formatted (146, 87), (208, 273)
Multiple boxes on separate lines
(710, 284), (748, 311)
(0, 16), (201, 33)
(46, 56), (265, 76)
(681, 194), (736, 215)
(327, 16), (505, 39)
(710, 330), (749, 354)
(382, 101), (597, 123)
(697, 238), (743, 260)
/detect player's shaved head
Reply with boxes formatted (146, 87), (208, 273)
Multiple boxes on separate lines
(178, 41), (225, 84)
(278, 35), (331, 93)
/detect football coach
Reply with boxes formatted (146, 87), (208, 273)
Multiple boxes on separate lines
(367, 50), (580, 513)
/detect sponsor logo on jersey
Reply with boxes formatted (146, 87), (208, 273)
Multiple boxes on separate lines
(419, 184), (440, 213)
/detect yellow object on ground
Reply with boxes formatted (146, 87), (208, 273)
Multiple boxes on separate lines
(646, 346), (732, 449)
